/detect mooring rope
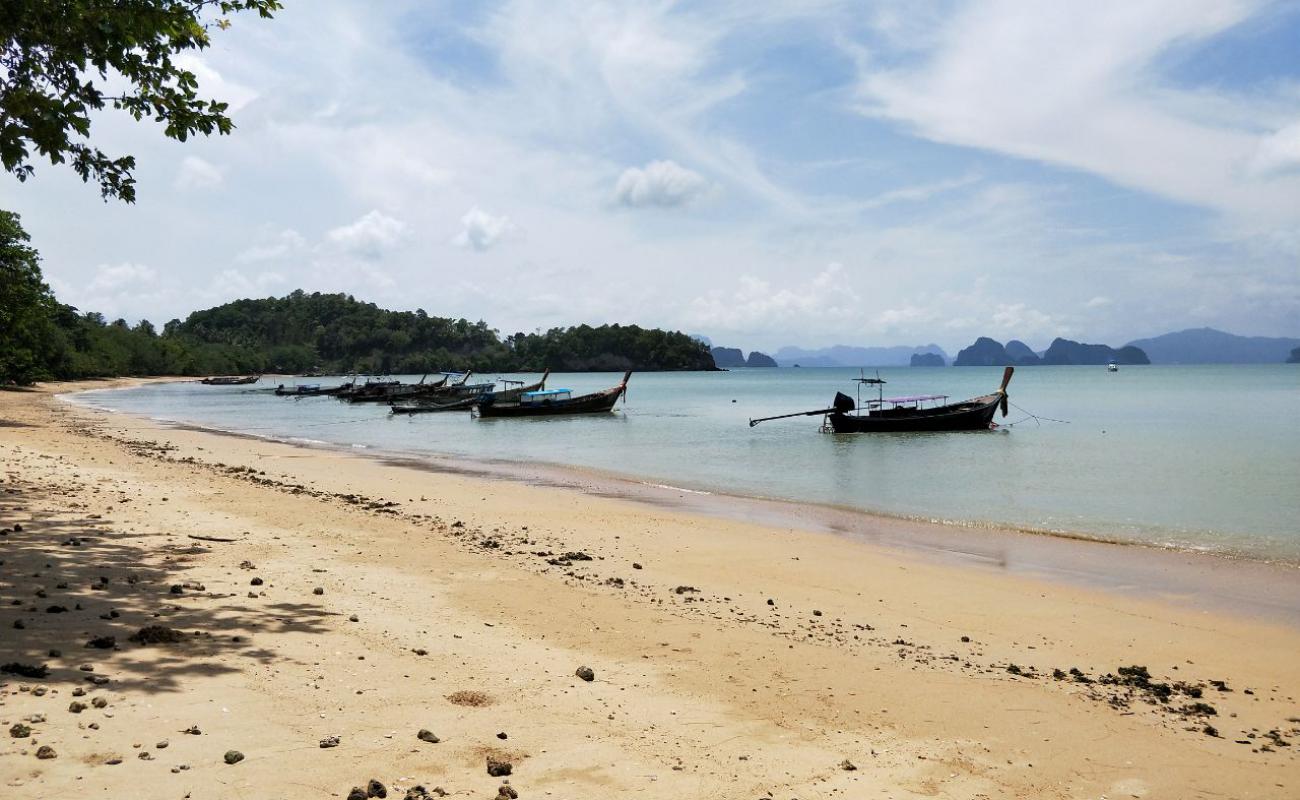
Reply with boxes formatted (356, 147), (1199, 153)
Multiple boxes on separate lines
(1000, 402), (1071, 428)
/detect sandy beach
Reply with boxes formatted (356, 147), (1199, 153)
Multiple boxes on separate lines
(2, 380), (1297, 799)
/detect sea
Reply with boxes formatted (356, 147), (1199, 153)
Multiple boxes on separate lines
(67, 365), (1300, 564)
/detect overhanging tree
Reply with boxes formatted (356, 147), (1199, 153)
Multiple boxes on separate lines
(0, 0), (280, 203)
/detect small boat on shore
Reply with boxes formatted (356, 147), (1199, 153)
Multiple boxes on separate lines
(750, 368), (1013, 433)
(201, 374), (260, 385)
(477, 372), (629, 418)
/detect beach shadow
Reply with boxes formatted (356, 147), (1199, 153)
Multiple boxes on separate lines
(0, 481), (334, 694)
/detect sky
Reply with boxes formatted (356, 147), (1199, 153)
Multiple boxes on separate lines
(2, 0), (1298, 353)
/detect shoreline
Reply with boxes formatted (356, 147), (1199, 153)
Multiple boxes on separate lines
(6, 379), (1298, 798)
(59, 381), (1300, 625)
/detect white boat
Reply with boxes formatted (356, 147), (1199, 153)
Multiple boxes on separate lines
(1107, 361), (1118, 372)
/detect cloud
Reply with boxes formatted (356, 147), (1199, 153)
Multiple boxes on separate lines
(326, 210), (407, 259)
(853, 0), (1300, 226)
(453, 206), (516, 251)
(1085, 295), (1113, 309)
(174, 156), (224, 190)
(236, 228), (307, 263)
(687, 262), (861, 333)
(614, 160), (709, 208)
(87, 263), (157, 293)
(1249, 121), (1300, 177)
(209, 268), (287, 298)
(173, 54), (258, 112)
(990, 302), (1058, 339)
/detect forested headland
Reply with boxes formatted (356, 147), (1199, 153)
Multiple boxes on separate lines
(1, 213), (715, 383)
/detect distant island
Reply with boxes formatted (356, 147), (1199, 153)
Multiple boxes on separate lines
(910, 352), (945, 367)
(1289, 347), (1300, 364)
(709, 346), (777, 367)
(953, 337), (1149, 366)
(1125, 328), (1300, 364)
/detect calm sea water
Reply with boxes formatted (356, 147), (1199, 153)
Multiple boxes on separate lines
(70, 366), (1300, 562)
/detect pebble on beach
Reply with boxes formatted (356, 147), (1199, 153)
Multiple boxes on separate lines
(486, 756), (513, 777)
(575, 665), (595, 682)
(223, 750), (244, 764)
(36, 745), (57, 759)
(417, 728), (440, 743)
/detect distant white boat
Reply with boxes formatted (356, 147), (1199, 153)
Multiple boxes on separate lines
(1107, 360), (1119, 372)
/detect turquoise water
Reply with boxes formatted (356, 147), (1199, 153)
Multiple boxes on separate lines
(71, 366), (1300, 562)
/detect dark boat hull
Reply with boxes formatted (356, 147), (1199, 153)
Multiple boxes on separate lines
(477, 382), (626, 418)
(826, 394), (1001, 433)
(390, 397), (478, 415)
(201, 375), (259, 385)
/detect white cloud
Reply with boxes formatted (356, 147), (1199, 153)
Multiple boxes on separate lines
(173, 54), (258, 112)
(174, 156), (224, 190)
(326, 210), (406, 259)
(614, 160), (709, 208)
(1249, 121), (1300, 177)
(687, 262), (861, 333)
(990, 302), (1058, 339)
(236, 228), (307, 263)
(88, 263), (157, 293)
(453, 206), (516, 252)
(210, 268), (286, 298)
(1085, 296), (1113, 309)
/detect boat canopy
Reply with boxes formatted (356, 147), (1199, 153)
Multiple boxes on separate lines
(867, 394), (949, 405)
(522, 389), (572, 403)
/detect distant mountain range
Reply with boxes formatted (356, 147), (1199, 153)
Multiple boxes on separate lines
(1125, 328), (1300, 364)
(707, 328), (1298, 370)
(772, 344), (948, 367)
(953, 337), (1149, 366)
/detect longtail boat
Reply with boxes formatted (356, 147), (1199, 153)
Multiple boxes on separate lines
(200, 375), (260, 385)
(476, 372), (629, 418)
(275, 380), (354, 397)
(483, 370), (548, 404)
(342, 374), (448, 403)
(750, 367), (1013, 433)
(389, 396), (480, 415)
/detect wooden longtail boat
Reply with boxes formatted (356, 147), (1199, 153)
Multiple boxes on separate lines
(342, 374), (449, 403)
(200, 375), (260, 385)
(389, 396), (480, 415)
(476, 372), (630, 418)
(750, 368), (1013, 433)
(275, 380), (354, 397)
(485, 370), (549, 404)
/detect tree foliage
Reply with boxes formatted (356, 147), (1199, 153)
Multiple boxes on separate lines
(0, 210), (59, 383)
(2, 279), (717, 383)
(0, 0), (279, 202)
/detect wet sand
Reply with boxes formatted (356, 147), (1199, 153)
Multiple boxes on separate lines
(2, 380), (1298, 798)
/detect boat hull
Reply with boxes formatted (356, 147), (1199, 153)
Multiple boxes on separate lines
(826, 394), (1001, 433)
(477, 386), (624, 418)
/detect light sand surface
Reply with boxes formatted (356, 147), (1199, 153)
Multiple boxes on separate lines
(2, 380), (1297, 799)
